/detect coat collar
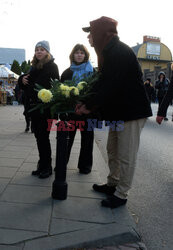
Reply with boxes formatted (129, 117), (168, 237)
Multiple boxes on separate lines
(103, 35), (119, 53)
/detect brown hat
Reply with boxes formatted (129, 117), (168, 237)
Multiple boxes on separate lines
(82, 26), (91, 32)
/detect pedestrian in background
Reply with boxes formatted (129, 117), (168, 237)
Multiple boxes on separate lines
(156, 64), (173, 124)
(155, 71), (170, 121)
(22, 90), (33, 133)
(14, 83), (20, 103)
(60, 44), (94, 174)
(17, 81), (33, 132)
(18, 40), (59, 178)
(144, 78), (155, 103)
(76, 16), (152, 208)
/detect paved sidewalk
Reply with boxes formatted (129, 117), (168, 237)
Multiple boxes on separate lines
(0, 105), (146, 250)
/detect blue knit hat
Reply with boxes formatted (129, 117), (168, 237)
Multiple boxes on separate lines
(35, 40), (50, 53)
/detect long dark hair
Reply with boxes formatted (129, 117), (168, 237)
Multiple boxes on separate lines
(69, 44), (90, 64)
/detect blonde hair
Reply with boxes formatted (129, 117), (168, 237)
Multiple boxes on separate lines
(31, 53), (51, 69)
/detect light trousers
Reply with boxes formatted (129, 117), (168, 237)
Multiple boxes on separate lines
(107, 118), (146, 199)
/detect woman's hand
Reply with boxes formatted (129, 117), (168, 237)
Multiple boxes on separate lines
(22, 74), (29, 85)
(75, 104), (91, 115)
(156, 116), (164, 124)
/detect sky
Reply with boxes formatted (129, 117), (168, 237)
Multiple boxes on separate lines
(0, 0), (172, 74)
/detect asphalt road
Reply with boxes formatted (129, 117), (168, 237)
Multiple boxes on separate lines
(94, 103), (173, 250)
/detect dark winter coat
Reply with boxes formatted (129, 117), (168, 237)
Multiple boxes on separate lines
(61, 67), (73, 82)
(18, 58), (59, 104)
(85, 35), (152, 122)
(155, 72), (169, 98)
(144, 83), (155, 102)
(157, 73), (173, 117)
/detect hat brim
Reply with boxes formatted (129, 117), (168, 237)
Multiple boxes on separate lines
(82, 26), (91, 32)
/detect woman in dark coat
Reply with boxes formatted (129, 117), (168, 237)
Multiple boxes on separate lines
(60, 44), (94, 174)
(18, 40), (59, 178)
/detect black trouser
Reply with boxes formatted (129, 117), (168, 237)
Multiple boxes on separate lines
(23, 97), (32, 130)
(67, 122), (94, 171)
(158, 96), (168, 117)
(31, 111), (52, 170)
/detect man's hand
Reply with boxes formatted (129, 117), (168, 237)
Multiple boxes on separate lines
(156, 116), (164, 124)
(75, 104), (91, 115)
(22, 74), (29, 85)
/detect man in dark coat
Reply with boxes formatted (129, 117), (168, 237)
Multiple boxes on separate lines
(144, 78), (155, 103)
(156, 66), (173, 124)
(155, 71), (170, 121)
(76, 16), (152, 208)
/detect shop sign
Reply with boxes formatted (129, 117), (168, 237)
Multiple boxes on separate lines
(146, 55), (160, 60)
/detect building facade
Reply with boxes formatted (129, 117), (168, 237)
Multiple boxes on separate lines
(132, 36), (172, 84)
(0, 47), (25, 65)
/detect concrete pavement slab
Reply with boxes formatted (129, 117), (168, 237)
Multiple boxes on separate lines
(67, 154), (97, 171)
(8, 140), (35, 147)
(24, 154), (39, 163)
(0, 244), (24, 250)
(0, 167), (18, 178)
(0, 178), (10, 194)
(0, 184), (52, 205)
(52, 196), (115, 223)
(11, 172), (54, 187)
(3, 145), (33, 152)
(0, 150), (29, 159)
(0, 134), (17, 139)
(23, 223), (140, 250)
(0, 201), (51, 232)
(50, 218), (99, 235)
(67, 181), (105, 199)
(66, 169), (101, 183)
(0, 139), (13, 147)
(0, 228), (47, 245)
(10, 136), (36, 142)
(111, 206), (137, 227)
(66, 159), (78, 170)
(0, 158), (23, 167)
(18, 162), (40, 172)
(28, 148), (40, 155)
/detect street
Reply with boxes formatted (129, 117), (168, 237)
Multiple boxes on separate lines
(94, 103), (173, 250)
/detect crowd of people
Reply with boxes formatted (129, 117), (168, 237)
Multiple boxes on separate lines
(0, 83), (15, 105)
(10, 16), (173, 209)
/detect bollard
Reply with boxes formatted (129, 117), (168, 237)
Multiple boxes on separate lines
(51, 121), (69, 200)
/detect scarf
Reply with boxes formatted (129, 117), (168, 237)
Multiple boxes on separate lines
(70, 61), (93, 84)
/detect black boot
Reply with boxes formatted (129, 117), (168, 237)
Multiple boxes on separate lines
(101, 195), (127, 208)
(25, 118), (30, 132)
(25, 126), (30, 132)
(92, 183), (116, 195)
(39, 168), (52, 179)
(31, 121), (34, 133)
(31, 161), (41, 176)
(79, 168), (91, 174)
